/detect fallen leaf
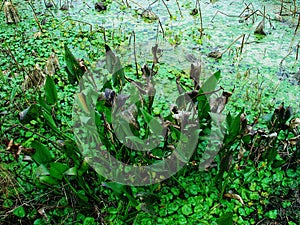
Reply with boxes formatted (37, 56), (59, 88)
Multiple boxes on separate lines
(254, 20), (266, 35)
(6, 139), (34, 160)
(290, 118), (300, 129)
(45, 51), (60, 76)
(22, 64), (46, 90)
(224, 193), (244, 204)
(207, 50), (222, 59)
(141, 9), (158, 21)
(4, 2), (20, 24)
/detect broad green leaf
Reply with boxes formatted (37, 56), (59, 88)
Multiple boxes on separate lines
(64, 44), (85, 84)
(44, 75), (57, 105)
(141, 109), (163, 134)
(13, 206), (26, 218)
(33, 218), (47, 225)
(197, 94), (210, 119)
(39, 175), (59, 185)
(64, 167), (77, 176)
(112, 57), (125, 89)
(63, 140), (81, 166)
(76, 93), (90, 113)
(225, 111), (243, 144)
(49, 162), (69, 180)
(19, 104), (40, 124)
(38, 95), (51, 114)
(31, 141), (53, 165)
(78, 159), (89, 177)
(103, 182), (138, 207)
(35, 164), (50, 176)
(105, 44), (125, 89)
(42, 111), (59, 133)
(201, 70), (221, 93)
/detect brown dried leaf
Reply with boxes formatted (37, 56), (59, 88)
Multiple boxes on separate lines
(289, 135), (300, 146)
(290, 118), (300, 129)
(45, 52), (60, 76)
(207, 50), (222, 59)
(210, 91), (233, 113)
(152, 44), (162, 64)
(190, 61), (201, 89)
(254, 20), (266, 35)
(224, 193), (244, 204)
(95, 2), (107, 12)
(238, 146), (246, 160)
(4, 2), (20, 24)
(141, 9), (158, 21)
(22, 64), (46, 90)
(6, 139), (34, 160)
(38, 207), (49, 222)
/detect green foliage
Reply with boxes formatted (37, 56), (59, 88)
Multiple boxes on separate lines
(44, 75), (57, 105)
(64, 44), (86, 84)
(0, 1), (299, 225)
(31, 141), (53, 165)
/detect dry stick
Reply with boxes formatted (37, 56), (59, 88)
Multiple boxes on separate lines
(243, 9), (262, 21)
(78, 9), (88, 14)
(197, 0), (203, 39)
(50, 0), (57, 8)
(175, 0), (183, 18)
(293, 0), (297, 16)
(296, 44), (299, 61)
(221, 34), (246, 56)
(158, 19), (165, 38)
(28, 2), (43, 33)
(238, 3), (252, 17)
(3, 44), (31, 81)
(190, 87), (224, 102)
(132, 31), (139, 78)
(149, 0), (159, 8)
(6, 124), (62, 149)
(295, 13), (300, 34)
(155, 19), (165, 43)
(161, 0), (172, 18)
(280, 47), (295, 67)
(211, 11), (240, 22)
(280, 0), (283, 16)
(83, 1), (91, 8)
(263, 6), (266, 27)
(128, 0), (144, 9)
(240, 34), (245, 55)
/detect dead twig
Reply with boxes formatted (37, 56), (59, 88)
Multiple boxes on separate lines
(161, 0), (172, 18)
(28, 1), (43, 33)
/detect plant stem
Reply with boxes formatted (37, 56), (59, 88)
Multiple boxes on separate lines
(28, 1), (43, 33)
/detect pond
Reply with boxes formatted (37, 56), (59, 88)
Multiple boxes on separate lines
(3, 0), (300, 118)
(59, 0), (300, 117)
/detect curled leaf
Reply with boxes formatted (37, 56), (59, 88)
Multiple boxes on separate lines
(208, 50), (222, 59)
(290, 118), (300, 129)
(4, 2), (20, 24)
(141, 9), (158, 21)
(45, 51), (60, 76)
(224, 193), (244, 204)
(22, 64), (46, 90)
(254, 20), (266, 35)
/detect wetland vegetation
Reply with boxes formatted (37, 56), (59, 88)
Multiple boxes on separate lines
(0, 0), (299, 224)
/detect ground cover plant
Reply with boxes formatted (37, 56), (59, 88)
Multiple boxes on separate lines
(0, 0), (299, 224)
